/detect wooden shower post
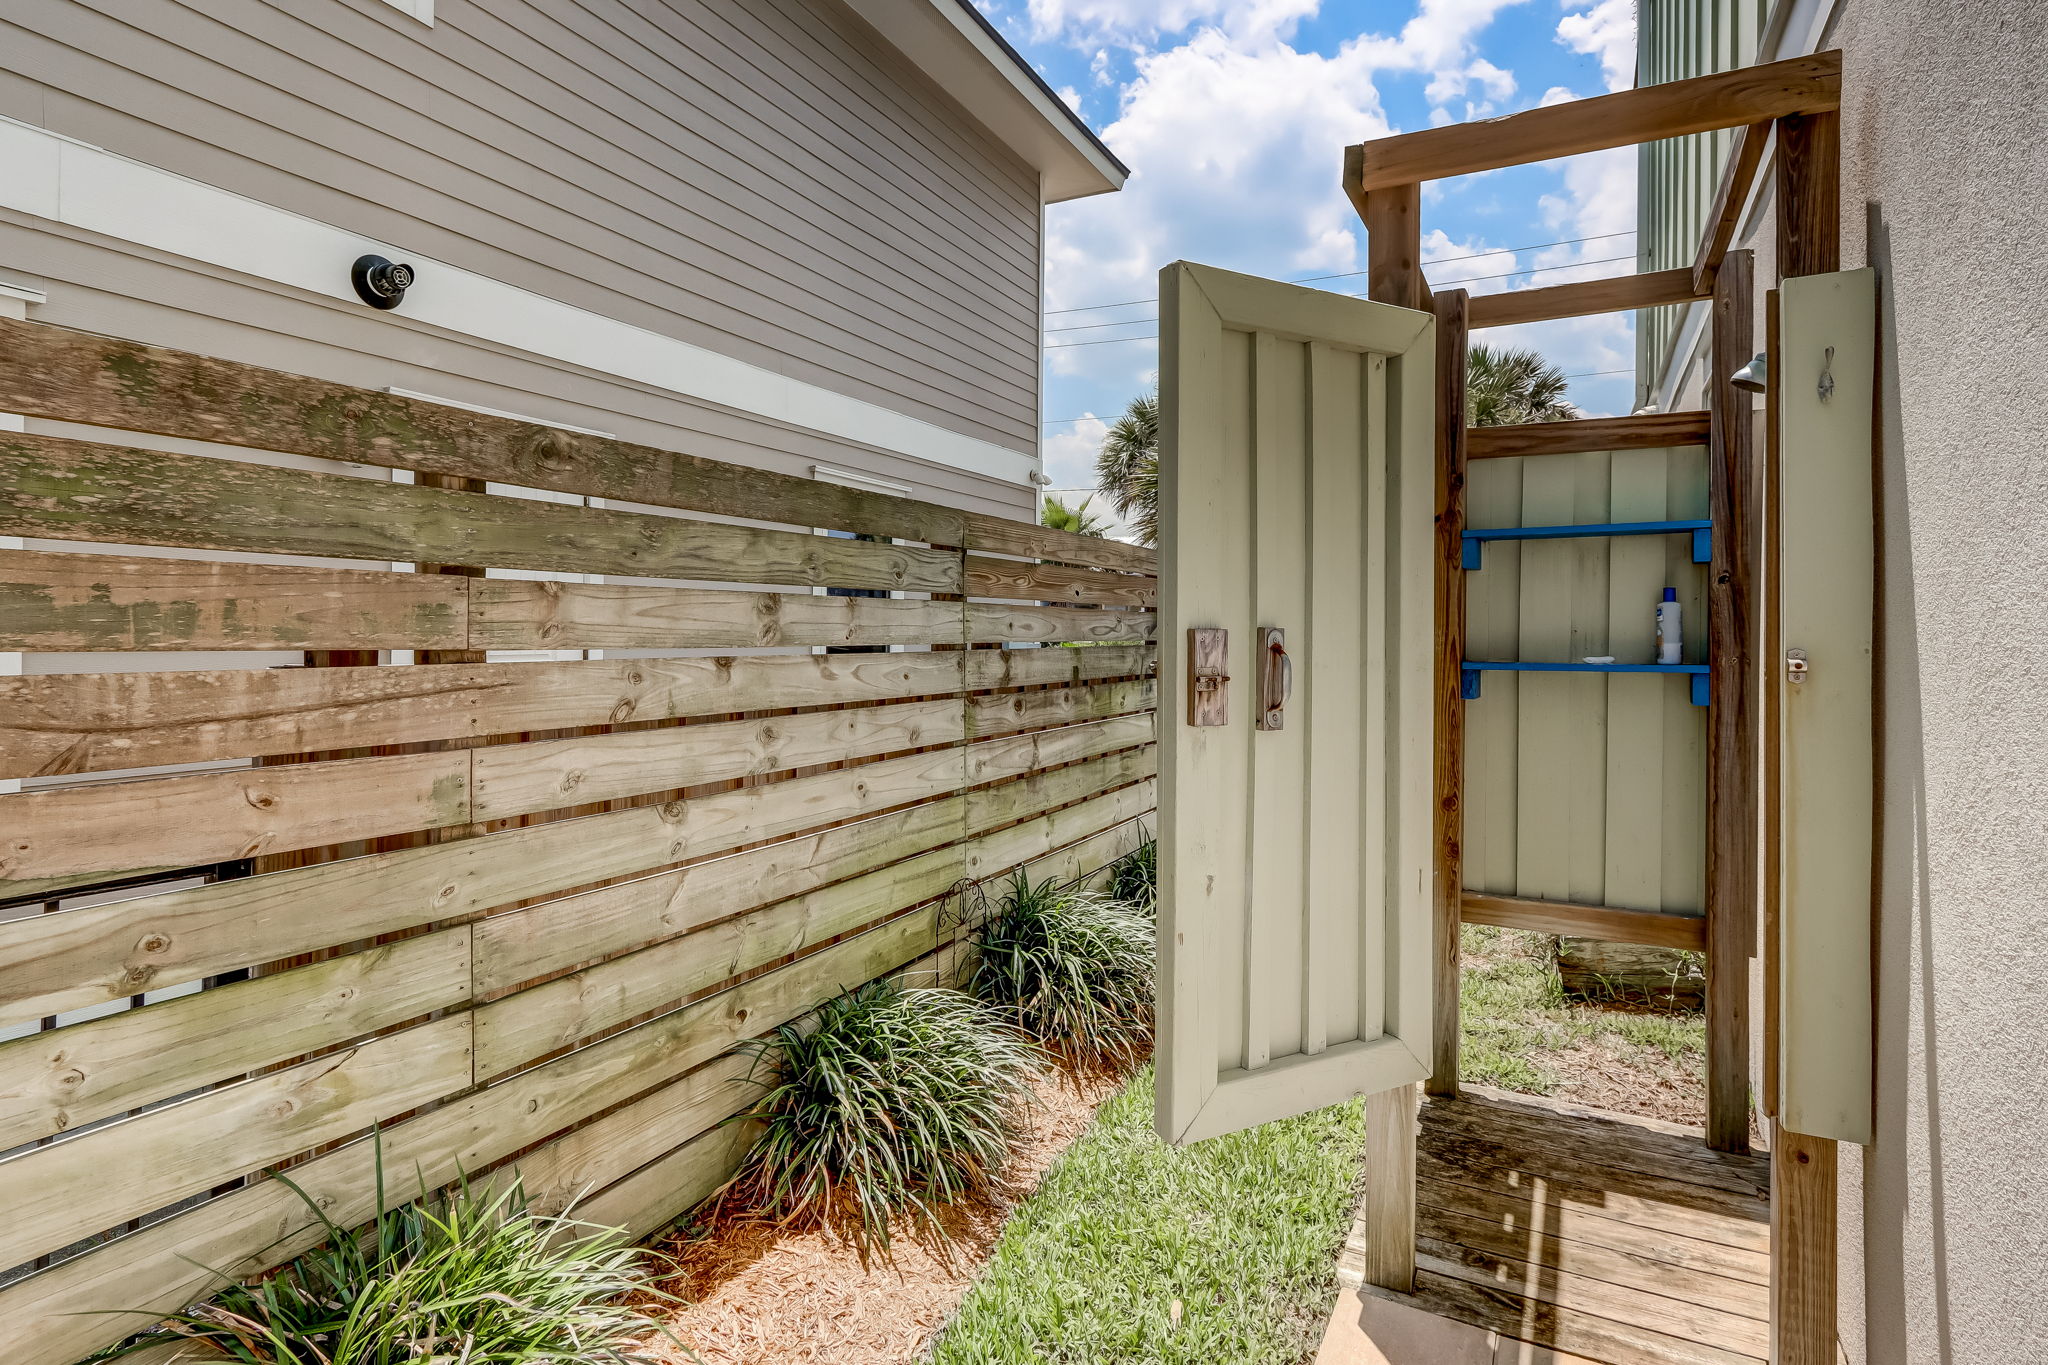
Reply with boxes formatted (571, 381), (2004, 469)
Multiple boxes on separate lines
(1429, 287), (1469, 1097)
(1770, 105), (1842, 1365)
(1706, 248), (1757, 1154)
(1358, 178), (1426, 1294)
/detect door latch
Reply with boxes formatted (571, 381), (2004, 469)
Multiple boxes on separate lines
(1786, 647), (1810, 684)
(1187, 628), (1230, 727)
(1256, 627), (1292, 731)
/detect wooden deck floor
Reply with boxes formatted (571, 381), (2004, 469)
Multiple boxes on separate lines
(1328, 1087), (1771, 1365)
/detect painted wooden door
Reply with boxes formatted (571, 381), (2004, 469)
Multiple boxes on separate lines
(1155, 262), (1436, 1144)
(1776, 266), (1877, 1145)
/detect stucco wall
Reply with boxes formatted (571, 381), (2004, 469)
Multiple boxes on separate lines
(1752, 2), (2048, 1359)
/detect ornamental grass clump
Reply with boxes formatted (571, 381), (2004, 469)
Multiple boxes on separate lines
(106, 1164), (673, 1364)
(1105, 836), (1157, 913)
(970, 870), (1155, 1072)
(723, 979), (1035, 1262)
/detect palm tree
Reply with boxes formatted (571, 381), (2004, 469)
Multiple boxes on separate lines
(1040, 493), (1111, 538)
(1094, 391), (1158, 547)
(1467, 344), (1577, 426)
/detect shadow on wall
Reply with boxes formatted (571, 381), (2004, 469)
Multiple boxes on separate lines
(1861, 198), (1954, 1365)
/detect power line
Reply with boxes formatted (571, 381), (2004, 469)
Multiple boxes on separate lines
(1040, 366), (1633, 424)
(1045, 253), (1641, 346)
(1042, 231), (1638, 318)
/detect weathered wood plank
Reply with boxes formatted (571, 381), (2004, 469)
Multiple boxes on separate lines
(1347, 51), (1841, 190)
(1467, 268), (1706, 331)
(467, 697), (965, 821)
(1460, 892), (1706, 950)
(961, 642), (1155, 689)
(0, 547), (467, 652)
(963, 713), (1155, 784)
(0, 431), (958, 593)
(485, 1054), (760, 1220)
(1363, 1085), (1419, 1292)
(1416, 1205), (1768, 1321)
(473, 800), (970, 995)
(0, 652), (970, 780)
(0, 929), (471, 1149)
(1415, 1177), (1769, 1286)
(0, 909), (936, 1365)
(0, 750), (472, 895)
(1466, 412), (1711, 460)
(567, 1116), (755, 1242)
(474, 778), (1157, 1075)
(1415, 1145), (1769, 1251)
(965, 679), (1157, 737)
(964, 554), (1156, 608)
(963, 746), (1157, 832)
(0, 733), (1139, 1024)
(1418, 1237), (1769, 1354)
(1401, 1269), (1764, 1365)
(0, 1012), (473, 1271)
(965, 602), (1157, 644)
(468, 579), (963, 651)
(473, 846), (969, 1077)
(960, 510), (1157, 574)
(0, 314), (972, 547)
(3, 697), (1137, 894)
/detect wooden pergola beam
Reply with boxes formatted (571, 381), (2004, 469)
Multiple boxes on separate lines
(1467, 411), (1711, 461)
(1346, 51), (1841, 192)
(1693, 121), (1773, 294)
(1467, 267), (1707, 330)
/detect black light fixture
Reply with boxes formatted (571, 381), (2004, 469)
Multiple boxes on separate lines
(351, 254), (415, 310)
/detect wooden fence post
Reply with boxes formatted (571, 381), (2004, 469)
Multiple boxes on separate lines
(1706, 249), (1757, 1154)
(1770, 106), (1842, 1365)
(1429, 288), (1469, 1098)
(1359, 179), (1426, 1294)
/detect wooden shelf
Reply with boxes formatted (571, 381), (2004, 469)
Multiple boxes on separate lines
(1461, 661), (1710, 707)
(1462, 519), (1712, 570)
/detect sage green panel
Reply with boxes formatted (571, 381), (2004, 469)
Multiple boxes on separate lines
(1461, 445), (1710, 917)
(1777, 267), (1878, 1146)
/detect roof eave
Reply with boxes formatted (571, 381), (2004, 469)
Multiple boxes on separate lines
(837, 0), (1128, 203)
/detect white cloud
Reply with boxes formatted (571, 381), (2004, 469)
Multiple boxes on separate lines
(1041, 28), (1399, 386)
(1026, 0), (1318, 46)
(1040, 0), (1537, 391)
(1558, 0), (1636, 92)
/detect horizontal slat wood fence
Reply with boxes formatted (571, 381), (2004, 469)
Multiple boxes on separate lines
(0, 316), (1157, 1365)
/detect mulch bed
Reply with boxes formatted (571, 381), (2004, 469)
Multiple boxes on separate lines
(637, 1066), (1123, 1365)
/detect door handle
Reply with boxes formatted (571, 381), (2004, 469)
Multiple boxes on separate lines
(1257, 627), (1292, 731)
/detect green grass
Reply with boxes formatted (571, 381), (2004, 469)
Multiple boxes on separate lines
(1457, 924), (1706, 1100)
(929, 1066), (1363, 1365)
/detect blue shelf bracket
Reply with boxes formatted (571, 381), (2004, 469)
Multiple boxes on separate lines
(1460, 661), (1710, 708)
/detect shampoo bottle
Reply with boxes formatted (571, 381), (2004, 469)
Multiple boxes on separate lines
(1656, 587), (1683, 665)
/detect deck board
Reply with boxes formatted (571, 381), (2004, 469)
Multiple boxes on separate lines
(1333, 1090), (1770, 1365)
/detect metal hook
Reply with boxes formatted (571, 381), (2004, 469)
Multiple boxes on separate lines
(1817, 345), (1836, 403)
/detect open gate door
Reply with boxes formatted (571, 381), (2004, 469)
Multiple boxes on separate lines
(1156, 262), (1437, 1146)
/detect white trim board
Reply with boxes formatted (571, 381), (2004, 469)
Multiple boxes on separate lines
(0, 116), (1040, 488)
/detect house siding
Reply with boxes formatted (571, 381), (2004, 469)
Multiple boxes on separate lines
(0, 0), (1046, 514)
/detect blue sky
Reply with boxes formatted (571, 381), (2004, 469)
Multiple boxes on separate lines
(973, 0), (1638, 532)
